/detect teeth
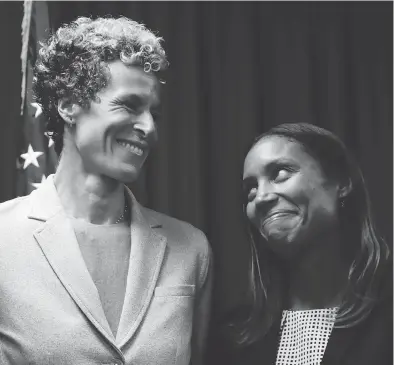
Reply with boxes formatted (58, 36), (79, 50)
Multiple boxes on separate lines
(117, 141), (143, 156)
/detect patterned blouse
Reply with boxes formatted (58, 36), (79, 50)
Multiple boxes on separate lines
(275, 307), (338, 365)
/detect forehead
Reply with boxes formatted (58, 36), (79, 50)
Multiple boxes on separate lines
(243, 136), (318, 176)
(102, 60), (159, 102)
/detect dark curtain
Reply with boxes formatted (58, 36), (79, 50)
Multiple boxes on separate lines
(0, 2), (24, 203)
(0, 0), (392, 358)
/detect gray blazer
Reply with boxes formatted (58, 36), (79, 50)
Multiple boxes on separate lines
(0, 175), (212, 365)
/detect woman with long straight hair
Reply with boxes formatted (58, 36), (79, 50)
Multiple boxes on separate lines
(222, 123), (391, 365)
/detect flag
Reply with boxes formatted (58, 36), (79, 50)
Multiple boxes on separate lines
(17, 0), (57, 197)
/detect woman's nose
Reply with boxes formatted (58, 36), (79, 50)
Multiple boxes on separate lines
(254, 191), (278, 210)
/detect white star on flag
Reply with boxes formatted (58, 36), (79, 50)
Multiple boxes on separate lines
(20, 144), (44, 169)
(44, 132), (55, 148)
(31, 103), (43, 118)
(31, 175), (47, 189)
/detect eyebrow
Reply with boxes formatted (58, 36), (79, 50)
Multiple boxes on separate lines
(243, 157), (298, 181)
(114, 92), (160, 108)
(266, 157), (298, 168)
(115, 93), (144, 104)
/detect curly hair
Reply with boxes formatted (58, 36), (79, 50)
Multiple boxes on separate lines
(33, 16), (169, 155)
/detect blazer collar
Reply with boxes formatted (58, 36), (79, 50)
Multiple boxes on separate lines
(28, 174), (63, 222)
(116, 184), (167, 347)
(28, 174), (162, 229)
(29, 175), (167, 350)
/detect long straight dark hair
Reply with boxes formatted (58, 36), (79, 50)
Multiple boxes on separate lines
(231, 123), (391, 347)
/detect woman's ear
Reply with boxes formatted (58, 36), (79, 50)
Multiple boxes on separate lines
(338, 178), (352, 199)
(57, 99), (81, 126)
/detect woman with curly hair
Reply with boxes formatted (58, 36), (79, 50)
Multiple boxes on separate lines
(0, 16), (212, 365)
(215, 123), (391, 365)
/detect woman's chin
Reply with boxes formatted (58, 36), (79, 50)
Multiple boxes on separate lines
(259, 217), (303, 250)
(260, 228), (303, 258)
(260, 224), (293, 242)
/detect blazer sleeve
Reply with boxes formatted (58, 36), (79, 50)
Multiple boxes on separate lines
(190, 232), (213, 365)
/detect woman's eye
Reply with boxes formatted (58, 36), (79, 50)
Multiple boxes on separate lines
(273, 168), (291, 182)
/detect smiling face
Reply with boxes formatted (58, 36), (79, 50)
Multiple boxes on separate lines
(66, 60), (160, 183)
(243, 136), (342, 257)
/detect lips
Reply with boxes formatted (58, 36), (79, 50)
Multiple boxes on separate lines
(261, 210), (297, 227)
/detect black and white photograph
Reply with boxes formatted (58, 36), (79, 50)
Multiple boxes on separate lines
(0, 1), (392, 364)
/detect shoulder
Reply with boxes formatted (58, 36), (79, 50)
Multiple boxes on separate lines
(0, 195), (29, 214)
(349, 266), (393, 349)
(142, 207), (212, 287)
(371, 265), (393, 321)
(0, 195), (31, 227)
(0, 194), (37, 249)
(341, 285), (393, 364)
(143, 206), (210, 253)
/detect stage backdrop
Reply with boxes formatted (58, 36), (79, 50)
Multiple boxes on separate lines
(0, 1), (392, 357)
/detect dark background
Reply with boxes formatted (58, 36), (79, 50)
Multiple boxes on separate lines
(0, 0), (392, 358)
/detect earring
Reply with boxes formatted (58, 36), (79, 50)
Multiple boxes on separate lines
(340, 200), (345, 208)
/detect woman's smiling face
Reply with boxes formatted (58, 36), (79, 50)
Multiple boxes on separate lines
(243, 136), (342, 257)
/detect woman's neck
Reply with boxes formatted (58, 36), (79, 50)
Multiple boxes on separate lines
(284, 234), (349, 311)
(54, 147), (126, 225)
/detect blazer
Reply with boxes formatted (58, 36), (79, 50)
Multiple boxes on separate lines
(209, 268), (392, 365)
(0, 175), (212, 365)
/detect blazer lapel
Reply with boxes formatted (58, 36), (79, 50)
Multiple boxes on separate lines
(29, 176), (115, 345)
(116, 188), (167, 347)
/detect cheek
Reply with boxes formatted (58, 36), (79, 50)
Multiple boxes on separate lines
(246, 203), (259, 226)
(151, 127), (159, 144)
(314, 191), (337, 214)
(74, 128), (113, 174)
(287, 173), (325, 204)
(75, 113), (113, 152)
(304, 185), (338, 226)
(281, 175), (312, 207)
(76, 126), (103, 155)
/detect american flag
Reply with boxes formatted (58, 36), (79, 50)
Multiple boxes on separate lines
(16, 0), (57, 197)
